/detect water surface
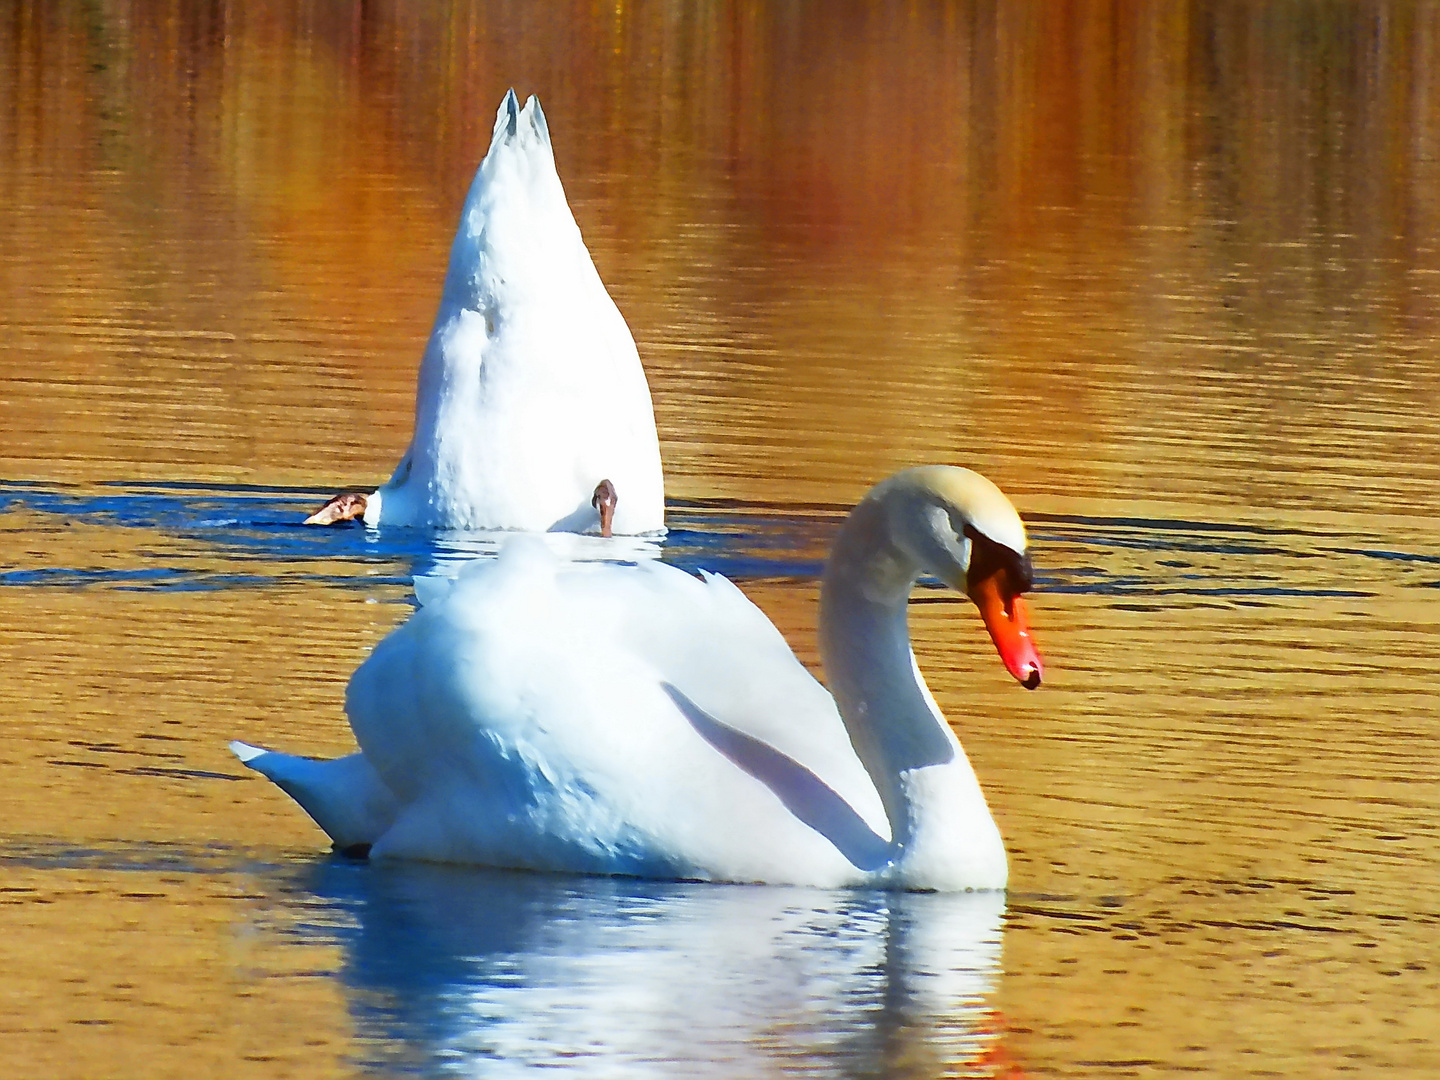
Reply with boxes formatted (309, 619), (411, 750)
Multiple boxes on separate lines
(2, 3), (1439, 1078)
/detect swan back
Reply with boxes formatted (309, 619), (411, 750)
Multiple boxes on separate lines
(344, 539), (890, 884)
(377, 90), (665, 534)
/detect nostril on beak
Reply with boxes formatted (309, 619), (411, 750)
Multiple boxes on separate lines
(1023, 668), (1041, 690)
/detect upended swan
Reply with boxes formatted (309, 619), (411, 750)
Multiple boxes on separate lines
(306, 89), (664, 536)
(237, 466), (1043, 891)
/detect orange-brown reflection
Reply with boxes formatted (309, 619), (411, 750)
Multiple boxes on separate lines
(4, 3), (1440, 1077)
(1, 866), (353, 1080)
(0, 565), (405, 1077)
(4, 1), (1440, 513)
(0, 579), (404, 844)
(698, 529), (1437, 1074)
(913, 573), (1440, 1075)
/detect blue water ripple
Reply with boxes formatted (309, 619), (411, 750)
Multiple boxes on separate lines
(0, 481), (1431, 601)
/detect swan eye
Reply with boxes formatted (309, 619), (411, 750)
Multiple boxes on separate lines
(963, 525), (1033, 596)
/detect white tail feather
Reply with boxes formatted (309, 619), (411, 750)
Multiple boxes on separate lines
(231, 743), (400, 852)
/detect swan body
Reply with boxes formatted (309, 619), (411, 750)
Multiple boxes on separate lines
(242, 467), (1042, 890)
(309, 89), (664, 535)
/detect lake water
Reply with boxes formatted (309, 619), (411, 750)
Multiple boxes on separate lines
(2, 2), (1438, 1077)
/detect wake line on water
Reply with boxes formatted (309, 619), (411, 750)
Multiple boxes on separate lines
(0, 481), (1426, 599)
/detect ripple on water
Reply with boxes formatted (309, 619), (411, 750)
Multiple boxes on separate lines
(1, 482), (1431, 605)
(1, 482), (1437, 1078)
(0, 840), (1012, 1078)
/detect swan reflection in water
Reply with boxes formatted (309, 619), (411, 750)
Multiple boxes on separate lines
(285, 859), (1011, 1077)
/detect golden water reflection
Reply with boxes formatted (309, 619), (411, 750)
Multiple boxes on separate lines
(5, 1), (1440, 510)
(2, 2), (1439, 1078)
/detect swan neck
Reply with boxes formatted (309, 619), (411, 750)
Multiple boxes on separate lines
(818, 499), (957, 850)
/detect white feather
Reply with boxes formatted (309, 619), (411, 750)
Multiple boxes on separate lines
(368, 90), (664, 535)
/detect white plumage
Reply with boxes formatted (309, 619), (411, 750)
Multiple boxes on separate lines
(313, 89), (664, 535)
(240, 467), (1043, 891)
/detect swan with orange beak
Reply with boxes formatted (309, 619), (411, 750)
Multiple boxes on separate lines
(236, 465), (1042, 891)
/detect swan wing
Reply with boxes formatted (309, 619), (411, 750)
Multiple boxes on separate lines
(345, 541), (889, 884)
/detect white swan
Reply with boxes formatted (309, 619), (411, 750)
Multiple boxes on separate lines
(306, 90), (664, 536)
(239, 466), (1042, 891)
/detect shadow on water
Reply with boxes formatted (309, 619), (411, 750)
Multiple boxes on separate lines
(3, 480), (1433, 601)
(272, 857), (1010, 1078)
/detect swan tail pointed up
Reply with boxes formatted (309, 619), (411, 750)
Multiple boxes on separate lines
(229, 742), (400, 855)
(439, 90), (563, 313)
(490, 88), (552, 151)
(522, 94), (550, 146)
(496, 86), (520, 140)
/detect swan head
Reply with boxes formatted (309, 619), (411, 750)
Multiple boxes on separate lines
(882, 466), (1044, 690)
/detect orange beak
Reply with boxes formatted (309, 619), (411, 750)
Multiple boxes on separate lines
(969, 569), (1043, 689)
